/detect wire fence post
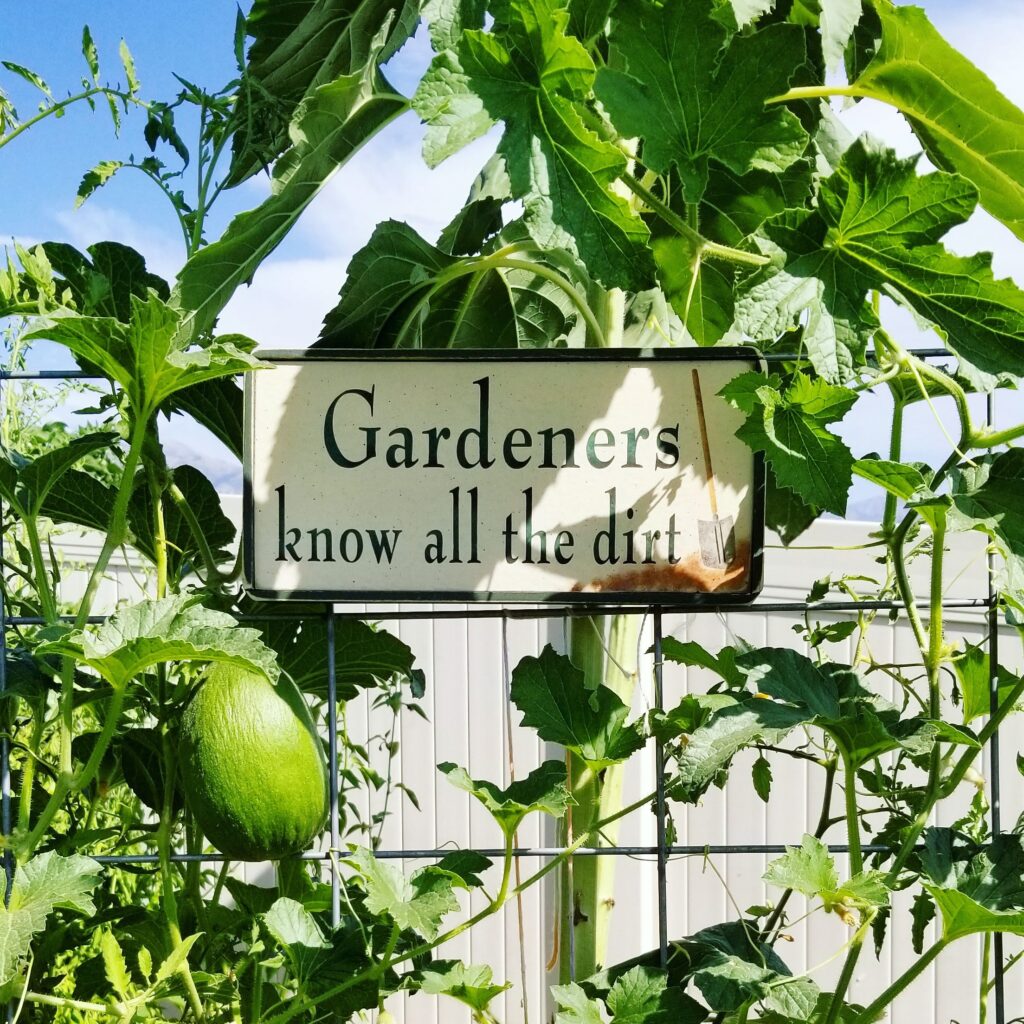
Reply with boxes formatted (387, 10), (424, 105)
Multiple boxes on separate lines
(652, 605), (669, 967)
(325, 603), (341, 929)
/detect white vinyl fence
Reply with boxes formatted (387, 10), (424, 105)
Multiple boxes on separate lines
(49, 510), (1024, 1023)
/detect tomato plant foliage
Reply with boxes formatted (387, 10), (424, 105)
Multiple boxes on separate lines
(3, 0), (1024, 1022)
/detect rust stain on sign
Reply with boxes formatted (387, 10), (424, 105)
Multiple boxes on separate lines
(574, 541), (752, 594)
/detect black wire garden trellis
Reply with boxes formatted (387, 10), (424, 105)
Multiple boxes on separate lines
(0, 350), (1008, 1020)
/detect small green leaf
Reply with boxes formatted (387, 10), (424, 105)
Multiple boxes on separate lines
(726, 374), (855, 515)
(764, 835), (838, 899)
(137, 946), (152, 982)
(852, 458), (930, 502)
(439, 760), (572, 837)
(553, 982), (607, 1024)
(659, 637), (744, 687)
(921, 829), (1024, 940)
(76, 161), (125, 208)
(752, 755), (773, 802)
(348, 848), (458, 940)
(81, 25), (100, 82)
(118, 40), (139, 93)
(606, 965), (700, 1023)
(154, 932), (202, 985)
(952, 643), (1022, 724)
(736, 648), (841, 718)
(11, 851), (103, 926)
(0, 852), (103, 985)
(435, 850), (492, 889)
(413, 960), (511, 1013)
(510, 645), (646, 770)
(1, 61), (51, 97)
(669, 699), (809, 803)
(911, 889), (936, 954)
(100, 930), (132, 999)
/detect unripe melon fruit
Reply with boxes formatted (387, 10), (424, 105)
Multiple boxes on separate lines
(180, 663), (329, 861)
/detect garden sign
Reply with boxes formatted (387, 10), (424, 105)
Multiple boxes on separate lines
(244, 350), (764, 602)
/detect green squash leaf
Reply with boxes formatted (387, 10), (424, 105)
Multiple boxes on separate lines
(510, 645), (646, 770)
(725, 373), (855, 515)
(411, 960), (511, 1013)
(241, 602), (416, 702)
(438, 760), (572, 838)
(921, 829), (1024, 940)
(596, 0), (808, 203)
(764, 835), (838, 898)
(0, 432), (116, 520)
(737, 137), (1024, 383)
(414, 0), (653, 289)
(0, 852), (103, 985)
(42, 240), (169, 320)
(348, 848), (459, 940)
(553, 983), (607, 1024)
(736, 647), (841, 718)
(37, 595), (279, 689)
(668, 699), (809, 803)
(848, 2), (1024, 242)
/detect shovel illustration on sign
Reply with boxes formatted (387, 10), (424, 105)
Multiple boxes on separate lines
(691, 368), (736, 568)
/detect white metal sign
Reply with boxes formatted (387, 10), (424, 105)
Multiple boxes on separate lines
(243, 351), (764, 602)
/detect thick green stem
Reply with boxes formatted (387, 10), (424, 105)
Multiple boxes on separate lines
(881, 394), (904, 540)
(561, 615), (639, 980)
(971, 420), (1024, 448)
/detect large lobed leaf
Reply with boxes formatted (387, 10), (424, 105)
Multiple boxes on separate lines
(921, 829), (1024, 941)
(414, 0), (653, 290)
(849, 2), (1024, 243)
(438, 760), (572, 838)
(347, 848), (459, 940)
(510, 644), (646, 771)
(722, 371), (856, 515)
(0, 852), (102, 986)
(736, 138), (1024, 385)
(596, 0), (809, 203)
(37, 594), (279, 689)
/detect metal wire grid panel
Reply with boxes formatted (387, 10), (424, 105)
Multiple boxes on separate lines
(0, 354), (1007, 1021)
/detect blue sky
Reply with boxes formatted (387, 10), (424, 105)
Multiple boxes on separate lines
(3, 1), (1023, 506)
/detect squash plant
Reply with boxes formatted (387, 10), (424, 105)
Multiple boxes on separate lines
(3, 1), (1024, 1022)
